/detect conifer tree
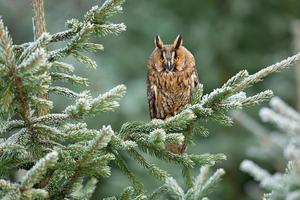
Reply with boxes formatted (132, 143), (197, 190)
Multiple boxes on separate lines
(238, 97), (300, 200)
(0, 0), (300, 199)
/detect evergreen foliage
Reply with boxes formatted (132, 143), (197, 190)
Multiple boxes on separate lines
(239, 97), (300, 200)
(0, 0), (299, 199)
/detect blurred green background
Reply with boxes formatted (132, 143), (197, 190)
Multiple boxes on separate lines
(0, 0), (299, 199)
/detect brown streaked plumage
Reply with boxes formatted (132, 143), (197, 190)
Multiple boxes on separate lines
(147, 35), (199, 154)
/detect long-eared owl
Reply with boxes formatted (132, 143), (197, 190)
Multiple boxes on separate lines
(147, 35), (199, 154)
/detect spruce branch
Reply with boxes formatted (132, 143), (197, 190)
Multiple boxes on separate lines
(165, 133), (185, 145)
(50, 29), (77, 42)
(114, 51), (300, 192)
(233, 51), (300, 93)
(292, 21), (300, 111)
(51, 72), (89, 85)
(190, 84), (204, 105)
(182, 166), (194, 188)
(221, 70), (249, 88)
(64, 84), (126, 118)
(93, 23), (126, 36)
(85, 0), (125, 23)
(200, 168), (225, 197)
(201, 87), (233, 108)
(240, 160), (275, 190)
(259, 107), (300, 134)
(2, 0), (141, 199)
(32, 0), (49, 116)
(160, 166), (225, 200)
(148, 185), (169, 200)
(49, 0), (126, 43)
(119, 187), (134, 200)
(2, 190), (21, 200)
(287, 191), (300, 200)
(241, 90), (274, 106)
(240, 160), (282, 190)
(16, 48), (46, 73)
(269, 97), (300, 122)
(113, 153), (144, 194)
(239, 97), (300, 199)
(233, 111), (289, 162)
(127, 149), (170, 180)
(48, 23), (92, 62)
(0, 151), (58, 199)
(22, 188), (48, 199)
(56, 126), (113, 198)
(195, 52), (300, 122)
(17, 32), (50, 65)
(0, 19), (30, 122)
(48, 86), (83, 98)
(2, 0), (300, 199)
(50, 61), (74, 73)
(32, 0), (46, 39)
(69, 178), (98, 200)
(0, 120), (25, 135)
(47, 1), (126, 65)
(120, 109), (196, 137)
(20, 151), (58, 190)
(30, 113), (69, 124)
(194, 165), (210, 190)
(62, 123), (98, 143)
(165, 177), (185, 200)
(0, 179), (18, 195)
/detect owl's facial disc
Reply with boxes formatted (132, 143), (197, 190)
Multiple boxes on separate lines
(165, 60), (173, 72)
(155, 35), (183, 73)
(161, 49), (176, 72)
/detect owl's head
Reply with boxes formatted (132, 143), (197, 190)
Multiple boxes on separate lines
(151, 34), (194, 73)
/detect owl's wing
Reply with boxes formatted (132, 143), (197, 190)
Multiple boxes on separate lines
(189, 66), (200, 106)
(185, 50), (199, 89)
(147, 74), (156, 120)
(192, 68), (200, 88)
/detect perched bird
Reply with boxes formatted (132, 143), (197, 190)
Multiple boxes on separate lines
(147, 35), (199, 154)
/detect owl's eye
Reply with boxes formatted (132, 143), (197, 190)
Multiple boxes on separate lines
(174, 57), (179, 62)
(160, 58), (164, 62)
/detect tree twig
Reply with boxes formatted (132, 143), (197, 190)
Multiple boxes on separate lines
(0, 26), (30, 123)
(292, 21), (300, 111)
(56, 129), (110, 199)
(32, 0), (49, 116)
(32, 0), (46, 39)
(235, 51), (300, 93)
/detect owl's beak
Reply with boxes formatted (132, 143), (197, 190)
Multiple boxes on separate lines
(165, 61), (174, 72)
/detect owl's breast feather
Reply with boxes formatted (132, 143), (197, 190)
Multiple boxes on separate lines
(149, 69), (196, 117)
(153, 70), (194, 91)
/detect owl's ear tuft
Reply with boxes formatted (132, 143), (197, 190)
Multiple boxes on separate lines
(173, 34), (183, 49)
(155, 35), (163, 49)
